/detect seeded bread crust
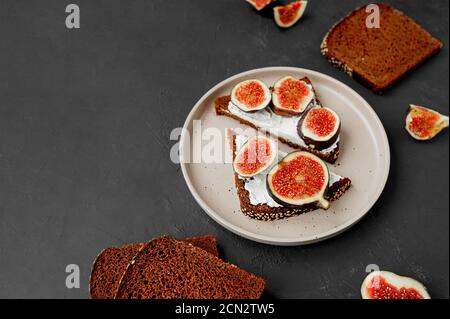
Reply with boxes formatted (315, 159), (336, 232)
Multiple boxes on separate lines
(231, 133), (351, 221)
(89, 235), (219, 299)
(321, 3), (443, 94)
(115, 236), (266, 299)
(214, 77), (340, 163)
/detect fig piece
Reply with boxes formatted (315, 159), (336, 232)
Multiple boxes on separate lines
(272, 76), (315, 116)
(273, 1), (307, 28)
(233, 136), (277, 178)
(298, 107), (341, 150)
(361, 271), (431, 299)
(231, 79), (272, 112)
(267, 151), (330, 209)
(405, 104), (449, 140)
(246, 0), (277, 11)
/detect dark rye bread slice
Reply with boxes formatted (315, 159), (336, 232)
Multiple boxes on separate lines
(321, 3), (443, 94)
(184, 235), (219, 257)
(89, 235), (218, 299)
(115, 236), (265, 299)
(215, 77), (340, 164)
(90, 243), (143, 299)
(231, 133), (351, 221)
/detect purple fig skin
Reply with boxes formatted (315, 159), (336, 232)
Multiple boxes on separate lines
(297, 108), (341, 150)
(231, 80), (271, 113)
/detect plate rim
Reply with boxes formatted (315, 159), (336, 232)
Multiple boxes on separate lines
(180, 67), (391, 246)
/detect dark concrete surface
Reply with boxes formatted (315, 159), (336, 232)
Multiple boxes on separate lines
(0, 0), (448, 299)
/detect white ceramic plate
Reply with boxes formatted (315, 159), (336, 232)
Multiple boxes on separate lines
(180, 67), (390, 246)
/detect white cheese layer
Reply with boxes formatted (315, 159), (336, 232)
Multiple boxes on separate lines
(228, 100), (339, 154)
(235, 135), (343, 208)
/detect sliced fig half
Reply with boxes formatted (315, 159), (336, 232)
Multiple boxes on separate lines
(233, 136), (277, 178)
(361, 271), (431, 299)
(405, 104), (449, 140)
(298, 107), (341, 150)
(231, 79), (271, 112)
(273, 1), (307, 28)
(246, 0), (277, 11)
(267, 151), (330, 209)
(272, 76), (315, 116)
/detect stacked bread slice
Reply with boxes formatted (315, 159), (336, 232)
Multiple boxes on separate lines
(90, 235), (265, 299)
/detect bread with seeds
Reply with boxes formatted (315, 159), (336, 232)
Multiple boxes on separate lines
(321, 3), (443, 93)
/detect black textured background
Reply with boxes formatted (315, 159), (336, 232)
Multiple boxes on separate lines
(0, 0), (448, 299)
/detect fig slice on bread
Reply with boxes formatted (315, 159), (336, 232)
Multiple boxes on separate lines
(272, 76), (314, 116)
(233, 135), (277, 178)
(298, 107), (341, 150)
(405, 104), (449, 140)
(267, 151), (330, 209)
(361, 271), (431, 299)
(231, 79), (271, 112)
